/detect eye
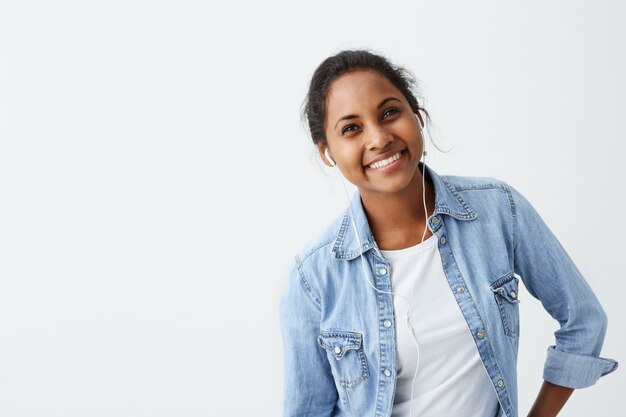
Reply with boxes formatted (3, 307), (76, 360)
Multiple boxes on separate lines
(382, 107), (400, 119)
(341, 124), (359, 135)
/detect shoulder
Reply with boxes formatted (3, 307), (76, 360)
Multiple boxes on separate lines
(293, 210), (344, 266)
(441, 172), (510, 192)
(284, 209), (345, 304)
(439, 172), (516, 218)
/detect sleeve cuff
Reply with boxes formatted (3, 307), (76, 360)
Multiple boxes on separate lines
(543, 345), (619, 388)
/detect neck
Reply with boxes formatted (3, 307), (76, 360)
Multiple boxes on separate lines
(359, 164), (436, 250)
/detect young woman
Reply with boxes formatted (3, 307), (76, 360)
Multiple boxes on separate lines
(279, 49), (617, 417)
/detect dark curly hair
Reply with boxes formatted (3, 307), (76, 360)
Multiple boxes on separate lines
(301, 49), (432, 146)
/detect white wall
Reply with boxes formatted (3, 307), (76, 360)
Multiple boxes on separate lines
(0, 1), (623, 416)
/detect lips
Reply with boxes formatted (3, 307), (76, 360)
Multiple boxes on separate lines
(365, 149), (405, 169)
(365, 149), (404, 166)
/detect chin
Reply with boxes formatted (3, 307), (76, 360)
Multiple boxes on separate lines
(363, 175), (415, 195)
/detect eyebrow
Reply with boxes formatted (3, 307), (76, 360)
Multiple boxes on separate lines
(334, 96), (402, 129)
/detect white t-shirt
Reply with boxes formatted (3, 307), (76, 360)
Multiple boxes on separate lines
(380, 234), (500, 417)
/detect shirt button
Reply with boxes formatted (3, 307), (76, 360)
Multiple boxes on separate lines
(497, 379), (505, 388)
(432, 216), (439, 224)
(510, 291), (517, 299)
(378, 267), (387, 276)
(384, 320), (392, 328)
(383, 369), (392, 377)
(440, 236), (446, 244)
(477, 331), (486, 339)
(457, 286), (465, 293)
(334, 346), (341, 354)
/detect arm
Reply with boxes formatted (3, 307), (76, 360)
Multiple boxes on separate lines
(506, 183), (618, 391)
(527, 380), (574, 417)
(279, 256), (338, 417)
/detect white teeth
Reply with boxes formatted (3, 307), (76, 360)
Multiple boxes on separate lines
(368, 151), (402, 169)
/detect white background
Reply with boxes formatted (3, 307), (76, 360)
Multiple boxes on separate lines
(0, 1), (624, 416)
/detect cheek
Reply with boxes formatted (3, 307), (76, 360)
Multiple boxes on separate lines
(339, 147), (364, 169)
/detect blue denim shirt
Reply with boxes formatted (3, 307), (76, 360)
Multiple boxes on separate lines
(279, 162), (618, 417)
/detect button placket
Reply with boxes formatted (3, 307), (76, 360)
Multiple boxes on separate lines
(372, 254), (395, 415)
(433, 221), (513, 413)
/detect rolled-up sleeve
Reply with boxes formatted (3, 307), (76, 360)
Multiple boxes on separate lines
(279, 255), (338, 416)
(506, 182), (618, 388)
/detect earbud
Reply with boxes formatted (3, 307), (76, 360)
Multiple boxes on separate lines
(415, 112), (424, 130)
(324, 148), (336, 167)
(415, 113), (427, 156)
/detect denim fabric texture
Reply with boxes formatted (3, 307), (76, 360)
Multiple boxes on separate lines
(279, 162), (618, 417)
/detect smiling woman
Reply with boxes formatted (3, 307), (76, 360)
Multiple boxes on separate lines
(279, 49), (618, 417)
(317, 69), (431, 224)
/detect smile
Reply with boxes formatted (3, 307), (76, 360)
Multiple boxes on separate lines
(367, 150), (404, 170)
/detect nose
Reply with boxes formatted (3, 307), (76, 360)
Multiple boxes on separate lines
(365, 124), (394, 150)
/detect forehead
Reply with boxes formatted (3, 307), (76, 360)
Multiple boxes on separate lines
(325, 69), (404, 116)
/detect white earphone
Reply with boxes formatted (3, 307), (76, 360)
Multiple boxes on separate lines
(324, 147), (336, 167)
(416, 112), (425, 130)
(324, 113), (425, 168)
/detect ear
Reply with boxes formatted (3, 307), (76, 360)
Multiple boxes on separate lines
(317, 141), (334, 167)
(415, 111), (425, 130)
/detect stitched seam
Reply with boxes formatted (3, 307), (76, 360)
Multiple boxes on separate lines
(441, 178), (477, 216)
(490, 273), (519, 338)
(332, 211), (351, 257)
(320, 330), (363, 339)
(295, 254), (322, 307)
(374, 268), (385, 417)
(343, 385), (352, 414)
(495, 296), (514, 338)
(318, 331), (369, 388)
(503, 182), (518, 255)
(300, 235), (336, 264)
(451, 182), (506, 191)
(601, 360), (619, 376)
(490, 271), (516, 288)
(319, 332), (362, 354)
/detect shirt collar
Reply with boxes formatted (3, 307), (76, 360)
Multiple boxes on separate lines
(331, 162), (478, 260)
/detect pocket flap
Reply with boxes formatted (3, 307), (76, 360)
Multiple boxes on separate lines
(317, 331), (363, 360)
(490, 271), (520, 303)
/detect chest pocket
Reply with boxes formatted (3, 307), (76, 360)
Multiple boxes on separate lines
(490, 271), (520, 338)
(317, 330), (369, 388)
